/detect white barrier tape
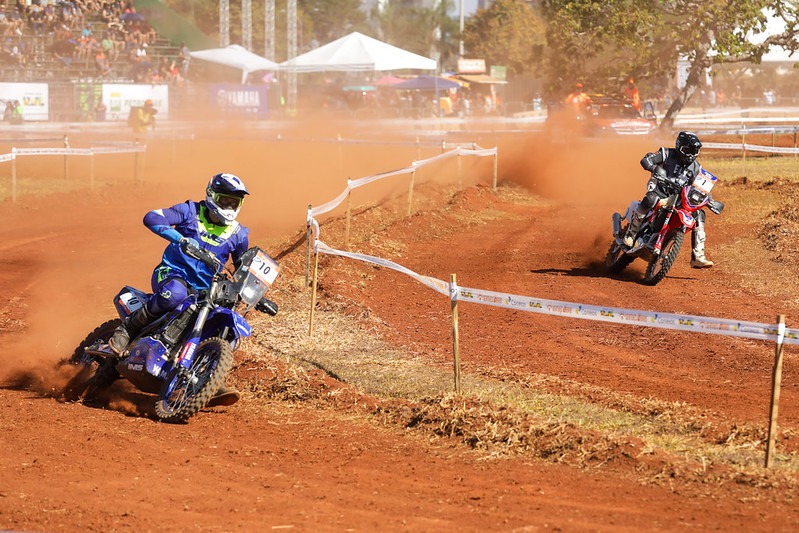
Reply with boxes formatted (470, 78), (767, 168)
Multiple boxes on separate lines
(315, 240), (799, 345)
(11, 146), (145, 157)
(414, 149), (458, 167)
(350, 166), (413, 189)
(316, 240), (450, 295)
(309, 146), (496, 219)
(0, 153), (15, 163)
(457, 147), (497, 157)
(701, 141), (799, 155)
(310, 186), (352, 218)
(14, 148), (92, 156)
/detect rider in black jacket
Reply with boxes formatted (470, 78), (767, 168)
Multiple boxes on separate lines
(623, 131), (714, 268)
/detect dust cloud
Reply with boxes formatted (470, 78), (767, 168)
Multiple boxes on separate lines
(0, 116), (668, 383)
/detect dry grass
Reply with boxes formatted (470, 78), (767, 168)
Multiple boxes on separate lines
(221, 169), (799, 498)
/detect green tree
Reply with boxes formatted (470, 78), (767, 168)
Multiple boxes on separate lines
(462, 0), (546, 76)
(371, 0), (458, 66)
(542, 0), (799, 128)
(299, 0), (368, 46)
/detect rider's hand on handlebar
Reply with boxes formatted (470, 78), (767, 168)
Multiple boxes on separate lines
(179, 237), (200, 251)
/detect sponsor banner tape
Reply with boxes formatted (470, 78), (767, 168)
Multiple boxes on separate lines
(316, 240), (799, 345)
(0, 153), (15, 163)
(457, 287), (799, 344)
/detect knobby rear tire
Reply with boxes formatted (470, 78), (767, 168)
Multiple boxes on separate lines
(62, 319), (121, 401)
(605, 241), (634, 274)
(154, 337), (234, 424)
(644, 231), (684, 285)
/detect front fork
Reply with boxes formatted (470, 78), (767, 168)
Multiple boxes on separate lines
(175, 279), (219, 370)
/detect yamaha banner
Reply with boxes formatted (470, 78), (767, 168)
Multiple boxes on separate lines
(209, 84), (269, 118)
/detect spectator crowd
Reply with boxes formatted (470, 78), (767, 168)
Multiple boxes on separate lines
(0, 0), (186, 85)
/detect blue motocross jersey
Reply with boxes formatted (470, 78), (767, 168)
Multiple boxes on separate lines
(144, 200), (249, 290)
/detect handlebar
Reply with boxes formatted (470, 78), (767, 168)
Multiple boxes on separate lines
(180, 240), (222, 272)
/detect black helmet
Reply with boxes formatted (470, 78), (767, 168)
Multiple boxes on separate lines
(676, 131), (702, 164)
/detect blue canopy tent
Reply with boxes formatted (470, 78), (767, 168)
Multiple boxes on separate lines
(391, 75), (461, 91)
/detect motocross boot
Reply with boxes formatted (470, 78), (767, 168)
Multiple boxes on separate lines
(206, 384), (241, 407)
(690, 211), (714, 268)
(622, 212), (645, 248)
(108, 307), (156, 355)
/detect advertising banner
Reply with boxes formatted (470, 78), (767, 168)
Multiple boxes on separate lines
(209, 84), (269, 118)
(0, 83), (49, 121)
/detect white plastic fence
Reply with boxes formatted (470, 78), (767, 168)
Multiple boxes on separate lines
(314, 241), (799, 345)
(308, 143), (498, 223)
(1, 141), (146, 202)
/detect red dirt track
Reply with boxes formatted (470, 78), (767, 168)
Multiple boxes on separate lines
(1, 122), (797, 532)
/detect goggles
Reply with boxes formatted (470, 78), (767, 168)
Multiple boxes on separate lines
(679, 144), (700, 157)
(212, 192), (244, 210)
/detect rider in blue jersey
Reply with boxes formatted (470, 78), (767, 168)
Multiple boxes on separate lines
(109, 173), (250, 406)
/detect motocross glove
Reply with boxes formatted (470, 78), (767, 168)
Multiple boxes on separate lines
(179, 237), (200, 250)
(151, 225), (185, 244)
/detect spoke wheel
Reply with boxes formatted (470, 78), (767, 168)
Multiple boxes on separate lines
(605, 241), (634, 274)
(155, 337), (234, 424)
(644, 231), (684, 286)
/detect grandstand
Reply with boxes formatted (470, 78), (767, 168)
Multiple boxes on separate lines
(0, 0), (207, 122)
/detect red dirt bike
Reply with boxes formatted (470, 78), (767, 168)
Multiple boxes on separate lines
(606, 167), (724, 285)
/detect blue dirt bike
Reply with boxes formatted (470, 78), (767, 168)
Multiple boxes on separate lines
(63, 243), (279, 423)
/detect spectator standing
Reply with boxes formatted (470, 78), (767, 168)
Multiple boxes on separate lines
(623, 77), (641, 111)
(129, 98), (156, 134)
(179, 41), (190, 76)
(564, 82), (592, 114)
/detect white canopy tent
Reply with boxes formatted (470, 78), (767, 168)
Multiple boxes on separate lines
(190, 45), (280, 83)
(280, 31), (437, 72)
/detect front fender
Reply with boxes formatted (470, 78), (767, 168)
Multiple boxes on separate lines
(204, 308), (252, 341)
(675, 209), (695, 229)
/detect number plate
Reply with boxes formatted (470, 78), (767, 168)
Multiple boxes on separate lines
(694, 169), (717, 194)
(251, 251), (279, 286)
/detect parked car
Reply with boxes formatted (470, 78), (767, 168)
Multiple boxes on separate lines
(585, 97), (657, 136)
(546, 96), (657, 138)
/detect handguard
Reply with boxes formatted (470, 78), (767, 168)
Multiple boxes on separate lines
(256, 297), (278, 316)
(709, 199), (725, 214)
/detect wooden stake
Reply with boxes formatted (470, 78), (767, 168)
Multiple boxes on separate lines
(63, 135), (69, 180)
(305, 204), (312, 287)
(90, 152), (95, 190)
(308, 248), (320, 336)
(407, 168), (416, 216)
(11, 150), (17, 204)
(457, 151), (462, 189)
(765, 314), (786, 468)
(345, 188), (352, 250)
(450, 274), (461, 394)
(492, 151), (498, 191)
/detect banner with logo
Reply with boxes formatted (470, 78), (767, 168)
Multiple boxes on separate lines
(208, 84), (269, 118)
(0, 83), (49, 121)
(102, 84), (170, 121)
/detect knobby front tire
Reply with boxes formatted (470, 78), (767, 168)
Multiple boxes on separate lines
(643, 231), (684, 286)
